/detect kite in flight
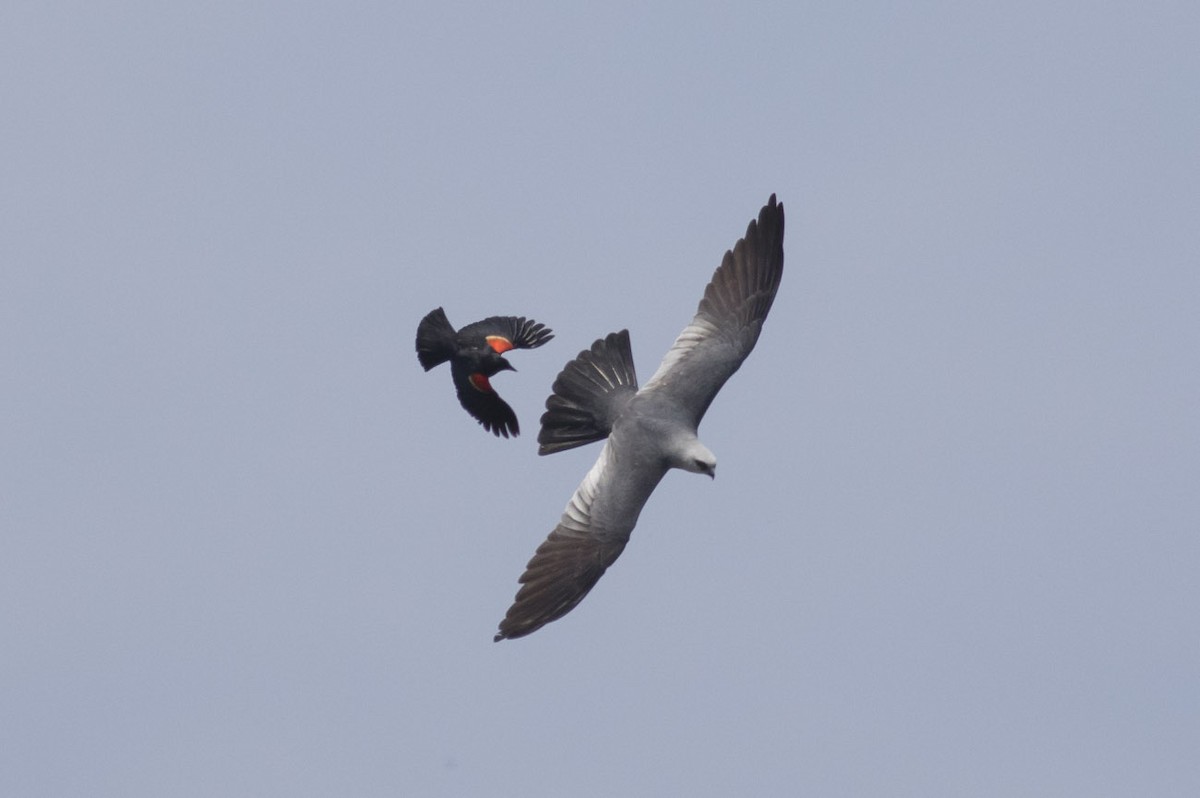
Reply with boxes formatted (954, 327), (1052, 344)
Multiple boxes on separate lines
(495, 194), (785, 640)
(416, 308), (553, 437)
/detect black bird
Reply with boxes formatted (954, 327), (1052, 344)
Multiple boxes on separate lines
(416, 307), (553, 437)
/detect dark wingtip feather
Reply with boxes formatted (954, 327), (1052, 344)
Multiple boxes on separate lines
(494, 528), (627, 641)
(513, 317), (555, 349)
(697, 194), (784, 328)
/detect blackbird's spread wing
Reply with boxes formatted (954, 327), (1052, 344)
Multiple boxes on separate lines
(458, 316), (554, 354)
(641, 195), (784, 427)
(451, 362), (519, 438)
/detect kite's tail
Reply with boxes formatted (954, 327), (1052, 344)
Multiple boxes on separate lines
(537, 330), (638, 455)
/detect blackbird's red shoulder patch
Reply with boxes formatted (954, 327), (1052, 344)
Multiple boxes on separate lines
(486, 335), (514, 354)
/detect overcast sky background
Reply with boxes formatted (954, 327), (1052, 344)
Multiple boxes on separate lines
(3, 3), (1198, 796)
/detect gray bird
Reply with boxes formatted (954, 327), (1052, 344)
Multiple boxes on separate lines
(494, 195), (785, 641)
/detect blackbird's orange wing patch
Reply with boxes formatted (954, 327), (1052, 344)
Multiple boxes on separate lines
(468, 373), (493, 393)
(486, 335), (514, 354)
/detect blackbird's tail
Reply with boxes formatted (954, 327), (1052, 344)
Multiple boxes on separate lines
(416, 307), (457, 371)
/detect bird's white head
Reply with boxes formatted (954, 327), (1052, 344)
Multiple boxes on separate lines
(673, 437), (717, 479)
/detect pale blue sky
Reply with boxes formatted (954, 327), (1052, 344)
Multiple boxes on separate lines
(3, 2), (1198, 795)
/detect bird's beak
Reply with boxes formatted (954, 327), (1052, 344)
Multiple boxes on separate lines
(501, 361), (517, 372)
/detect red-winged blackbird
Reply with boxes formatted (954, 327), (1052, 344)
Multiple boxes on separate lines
(415, 307), (553, 438)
